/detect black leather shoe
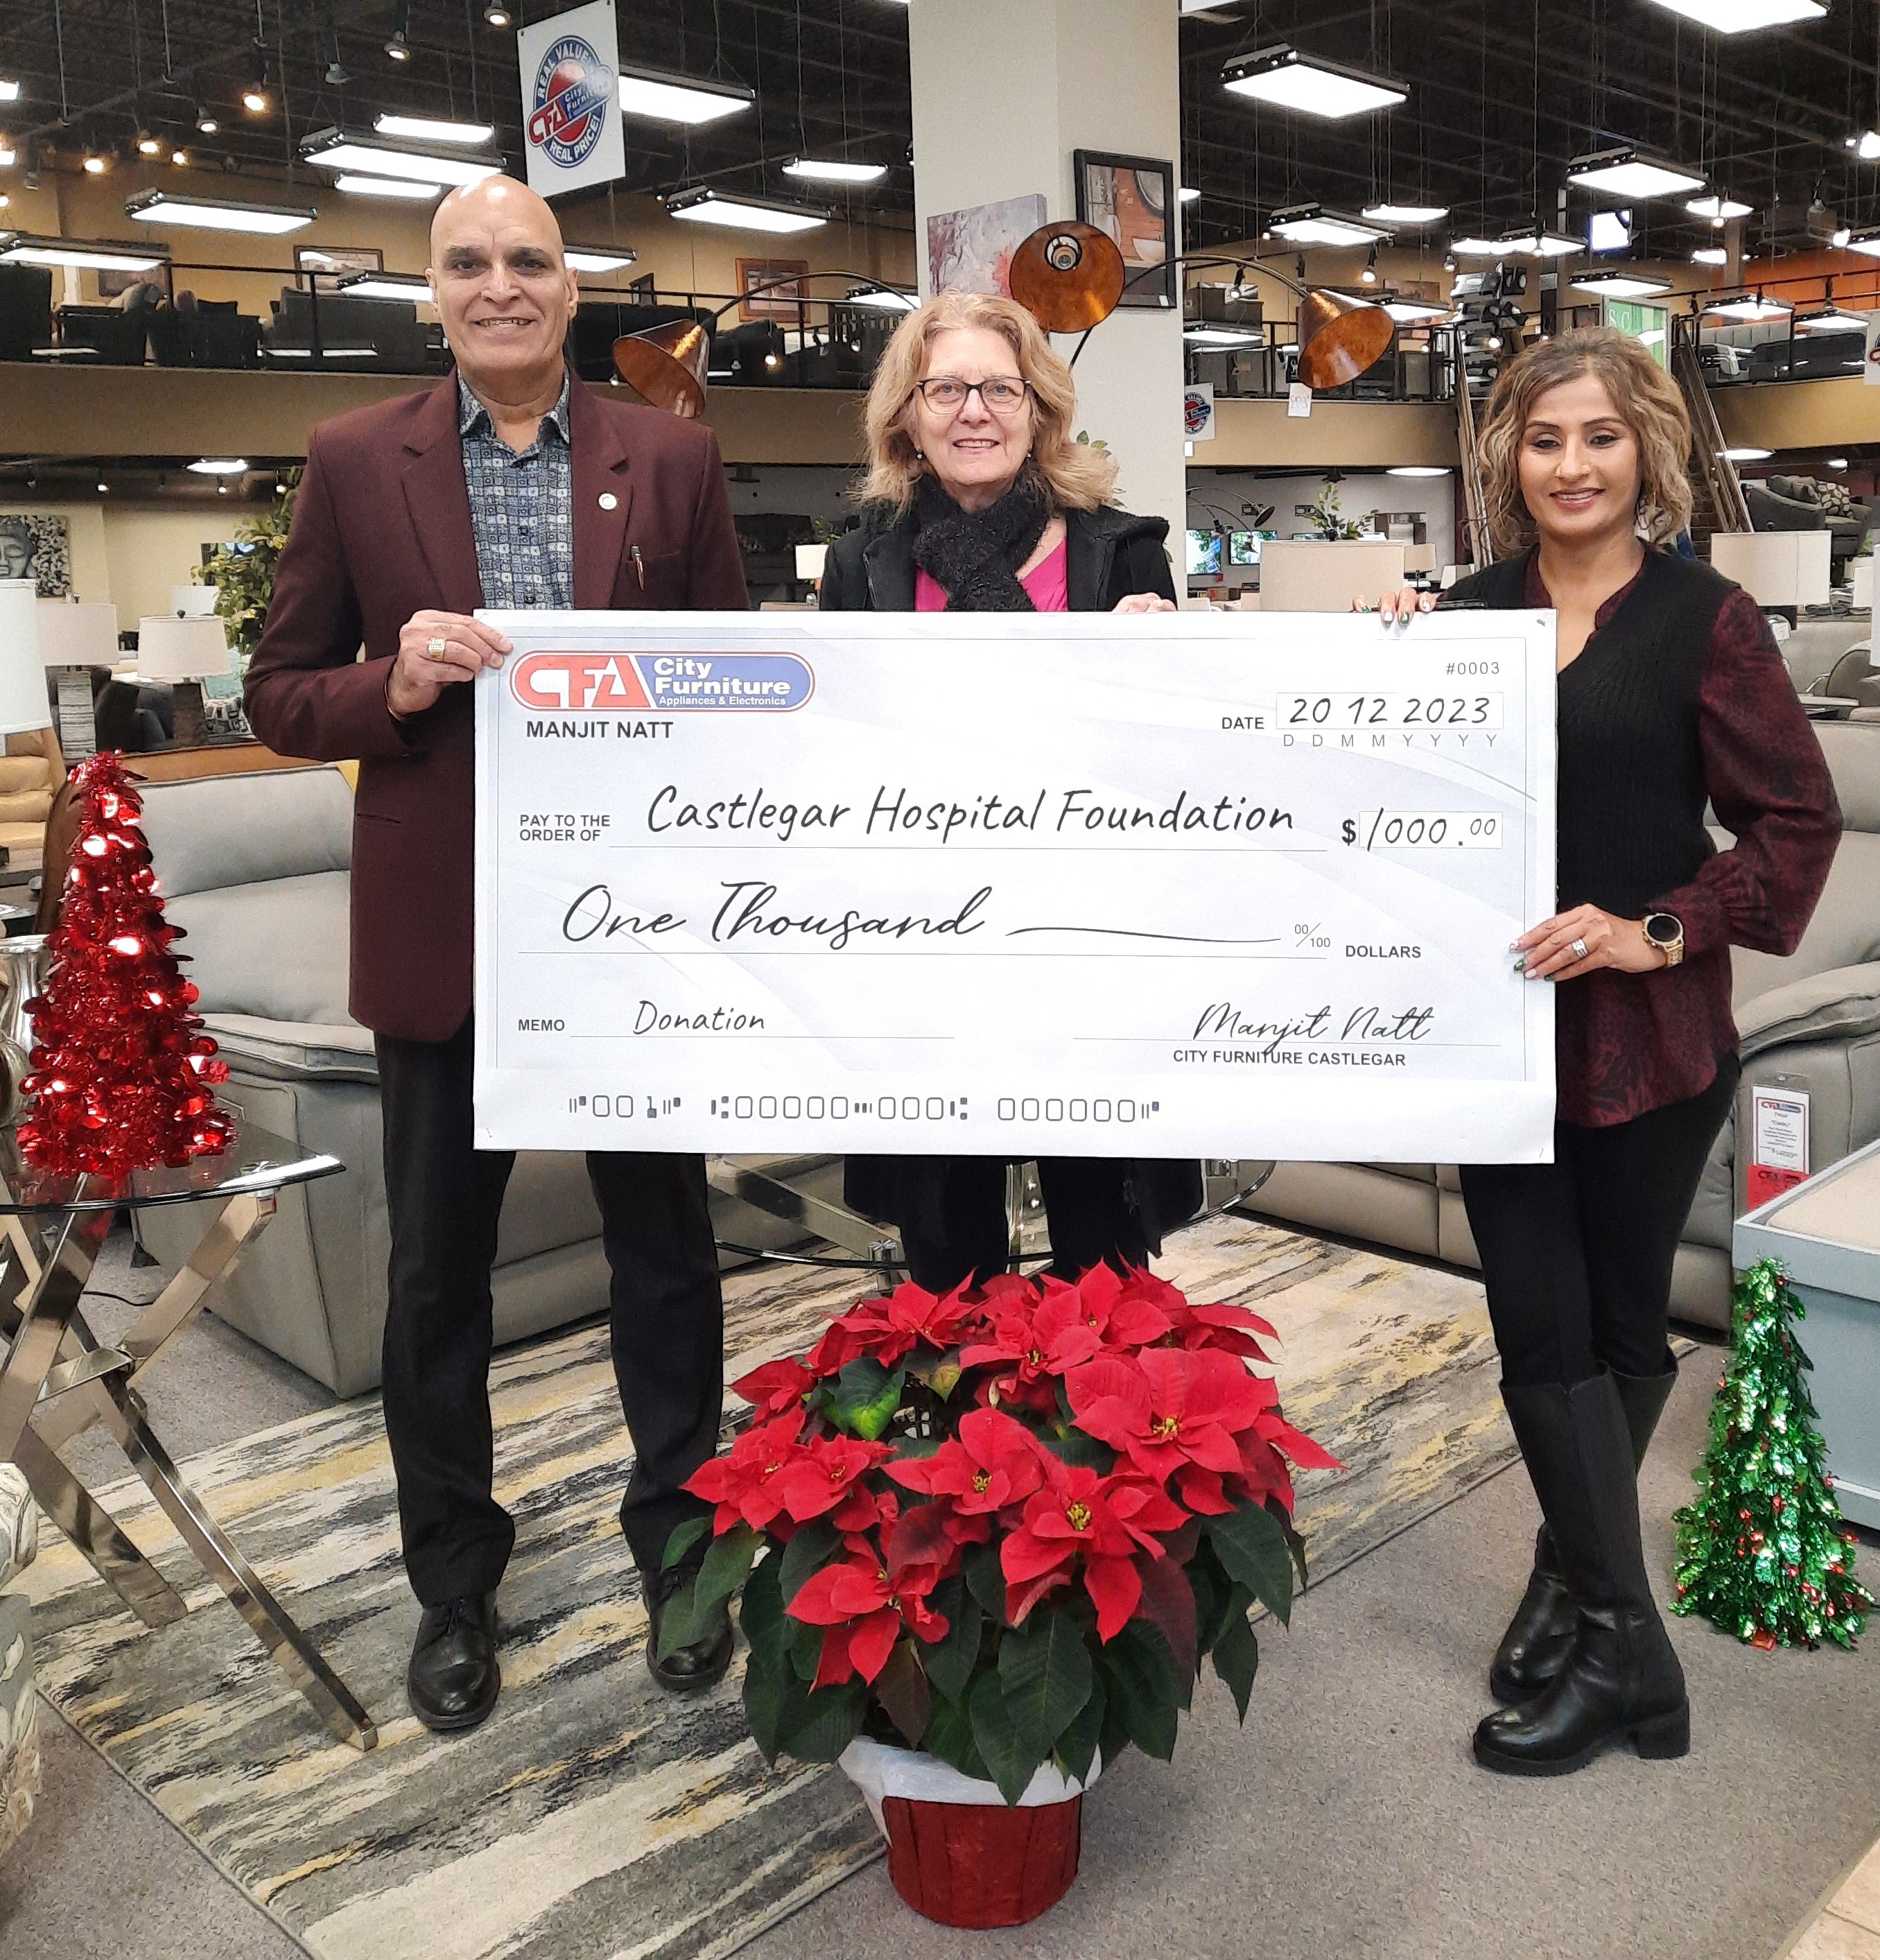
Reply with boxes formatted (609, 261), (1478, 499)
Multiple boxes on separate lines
(1474, 1376), (1687, 1777)
(1488, 1357), (1679, 1704)
(644, 1559), (733, 1694)
(407, 1593), (500, 1733)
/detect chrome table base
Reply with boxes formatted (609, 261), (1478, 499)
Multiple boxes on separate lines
(0, 1185), (377, 1751)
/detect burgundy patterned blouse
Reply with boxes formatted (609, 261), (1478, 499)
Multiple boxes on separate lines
(1522, 553), (1842, 1127)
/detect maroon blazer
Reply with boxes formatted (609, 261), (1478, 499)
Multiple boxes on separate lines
(244, 371), (747, 1041)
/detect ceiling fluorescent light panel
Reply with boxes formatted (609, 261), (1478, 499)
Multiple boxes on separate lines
(335, 173), (441, 200)
(665, 189), (826, 234)
(1567, 148), (1706, 199)
(564, 248), (636, 271)
(0, 232), (166, 272)
(1687, 193), (1752, 219)
(1222, 45), (1407, 120)
(782, 157), (885, 184)
(302, 132), (503, 187)
(617, 69), (753, 125)
(1269, 205), (1390, 248)
(1363, 202), (1448, 224)
(125, 191), (316, 234)
(1571, 271), (1671, 297)
(373, 113), (495, 144)
(1646, 0), (1824, 26)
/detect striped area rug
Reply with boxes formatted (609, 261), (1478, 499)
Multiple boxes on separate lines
(21, 1214), (1511, 1960)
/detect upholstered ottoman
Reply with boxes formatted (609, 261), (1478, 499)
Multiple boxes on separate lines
(0, 1464), (42, 1861)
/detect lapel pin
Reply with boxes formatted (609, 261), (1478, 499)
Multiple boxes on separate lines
(598, 492), (618, 510)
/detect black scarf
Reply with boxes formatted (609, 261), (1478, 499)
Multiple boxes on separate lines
(908, 469), (1051, 612)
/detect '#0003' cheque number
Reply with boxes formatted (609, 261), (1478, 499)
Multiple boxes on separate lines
(1280, 693), (1504, 729)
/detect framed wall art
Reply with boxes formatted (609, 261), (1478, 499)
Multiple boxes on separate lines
(738, 257), (811, 322)
(925, 193), (1047, 299)
(1073, 150), (1176, 309)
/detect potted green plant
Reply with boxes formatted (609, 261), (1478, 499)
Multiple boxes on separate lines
(194, 474), (300, 677)
(1305, 480), (1368, 541)
(659, 1262), (1337, 1927)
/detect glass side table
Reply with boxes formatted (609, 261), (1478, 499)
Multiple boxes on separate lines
(0, 1111), (377, 1751)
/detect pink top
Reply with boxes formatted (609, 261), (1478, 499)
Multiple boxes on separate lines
(914, 539), (1069, 614)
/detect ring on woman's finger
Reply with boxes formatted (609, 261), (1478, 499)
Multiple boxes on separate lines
(427, 634), (449, 659)
(1570, 937), (1590, 960)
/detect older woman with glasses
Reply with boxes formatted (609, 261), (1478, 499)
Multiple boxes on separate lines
(819, 289), (1201, 1294)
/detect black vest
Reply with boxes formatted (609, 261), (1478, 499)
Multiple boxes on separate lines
(1447, 549), (1730, 917)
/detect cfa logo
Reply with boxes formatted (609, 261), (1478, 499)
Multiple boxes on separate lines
(527, 34), (614, 171)
(510, 651), (650, 711)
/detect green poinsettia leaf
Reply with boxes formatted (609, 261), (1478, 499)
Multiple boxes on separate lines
(1207, 1497), (1294, 1626)
(873, 1638), (932, 1748)
(780, 1518), (842, 1604)
(776, 1676), (869, 1764)
(1053, 1667), (1106, 1785)
(964, 1541), (1008, 1623)
(740, 1550), (787, 1671)
(998, 1604), (1095, 1760)
(693, 1523), (759, 1620)
(660, 1516), (711, 1571)
(969, 1672), (1042, 1806)
(923, 1689), (991, 1783)
(907, 1346), (964, 1400)
(1098, 1620), (1181, 1762)
(1212, 1610), (1260, 1721)
(922, 1575), (982, 1706)
(824, 1357), (905, 1440)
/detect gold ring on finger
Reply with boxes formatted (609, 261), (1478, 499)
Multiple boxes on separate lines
(427, 635), (449, 659)
(1570, 937), (1589, 960)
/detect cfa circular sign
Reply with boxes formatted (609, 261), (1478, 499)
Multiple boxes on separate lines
(528, 34), (616, 171)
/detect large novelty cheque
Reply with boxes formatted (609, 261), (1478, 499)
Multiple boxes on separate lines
(473, 608), (1557, 1162)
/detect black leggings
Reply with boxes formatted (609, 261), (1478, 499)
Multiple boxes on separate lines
(1459, 1059), (1738, 1388)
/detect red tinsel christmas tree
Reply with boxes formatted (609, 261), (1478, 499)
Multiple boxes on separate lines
(19, 752), (232, 1176)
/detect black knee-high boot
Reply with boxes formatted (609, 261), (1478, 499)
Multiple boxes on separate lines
(1489, 1357), (1678, 1701)
(1474, 1374), (1688, 1775)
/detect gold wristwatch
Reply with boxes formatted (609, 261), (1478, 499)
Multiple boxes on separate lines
(1644, 912), (1685, 968)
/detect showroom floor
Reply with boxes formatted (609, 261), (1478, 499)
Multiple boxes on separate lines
(2, 1236), (1878, 1960)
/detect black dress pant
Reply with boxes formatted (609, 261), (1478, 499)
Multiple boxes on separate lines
(1459, 1059), (1738, 1389)
(376, 1017), (723, 1604)
(895, 1156), (1152, 1294)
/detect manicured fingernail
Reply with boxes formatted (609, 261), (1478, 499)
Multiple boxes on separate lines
(1513, 956), (1526, 971)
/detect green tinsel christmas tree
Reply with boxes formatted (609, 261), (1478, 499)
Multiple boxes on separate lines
(1672, 1259), (1873, 1651)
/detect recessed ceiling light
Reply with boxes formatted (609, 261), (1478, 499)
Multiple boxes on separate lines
(125, 189), (317, 234)
(1222, 44), (1407, 119)
(1646, 0), (1823, 26)
(301, 130), (503, 187)
(0, 232), (168, 272)
(1569, 270), (1673, 297)
(334, 173), (441, 200)
(1687, 193), (1752, 220)
(1567, 147), (1706, 199)
(564, 247), (638, 272)
(665, 187), (827, 234)
(782, 157), (886, 184)
(617, 67), (754, 125)
(1691, 246), (1729, 264)
(1363, 202), (1448, 224)
(1269, 203), (1391, 248)
(187, 457), (248, 474)
(1183, 325), (1264, 347)
(374, 113), (495, 145)
(1387, 466), (1450, 478)
(1721, 446), (1773, 460)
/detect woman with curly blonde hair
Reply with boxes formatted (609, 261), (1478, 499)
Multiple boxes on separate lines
(820, 289), (1199, 1294)
(1370, 326), (1840, 1776)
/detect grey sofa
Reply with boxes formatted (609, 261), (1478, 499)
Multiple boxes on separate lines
(1252, 722), (1880, 1332)
(134, 767), (615, 1396)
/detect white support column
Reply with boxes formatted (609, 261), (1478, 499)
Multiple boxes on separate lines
(907, 0), (1186, 553)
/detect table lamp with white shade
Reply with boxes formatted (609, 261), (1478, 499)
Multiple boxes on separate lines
(137, 614), (232, 747)
(0, 581), (55, 740)
(35, 599), (120, 760)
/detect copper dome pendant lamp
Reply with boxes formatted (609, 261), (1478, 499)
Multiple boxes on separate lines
(1002, 220), (1397, 392)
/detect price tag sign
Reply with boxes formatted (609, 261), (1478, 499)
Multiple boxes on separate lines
(1748, 1082), (1811, 1210)
(473, 608), (1558, 1162)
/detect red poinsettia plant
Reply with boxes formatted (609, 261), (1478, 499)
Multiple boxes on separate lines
(657, 1263), (1339, 1804)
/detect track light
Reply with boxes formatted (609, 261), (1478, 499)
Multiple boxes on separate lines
(243, 47), (270, 114)
(171, 148), (189, 167)
(1361, 245), (1378, 284)
(195, 105), (218, 134)
(483, 1), (512, 22)
(137, 130), (161, 157)
(385, 5), (412, 62)
(83, 150), (107, 175)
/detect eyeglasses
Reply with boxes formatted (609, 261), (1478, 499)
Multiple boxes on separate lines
(912, 375), (1032, 415)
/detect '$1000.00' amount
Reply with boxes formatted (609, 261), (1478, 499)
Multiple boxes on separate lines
(1341, 810), (1503, 849)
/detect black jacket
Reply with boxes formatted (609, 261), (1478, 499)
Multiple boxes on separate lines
(817, 499), (1177, 614)
(817, 496), (1201, 1263)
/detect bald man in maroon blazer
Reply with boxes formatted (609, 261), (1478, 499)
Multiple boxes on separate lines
(246, 176), (745, 1733)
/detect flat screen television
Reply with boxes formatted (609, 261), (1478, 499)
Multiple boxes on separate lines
(1228, 528), (1279, 566)
(1185, 528), (1223, 578)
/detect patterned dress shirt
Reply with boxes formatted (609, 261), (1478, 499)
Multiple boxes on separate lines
(457, 370), (573, 609)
